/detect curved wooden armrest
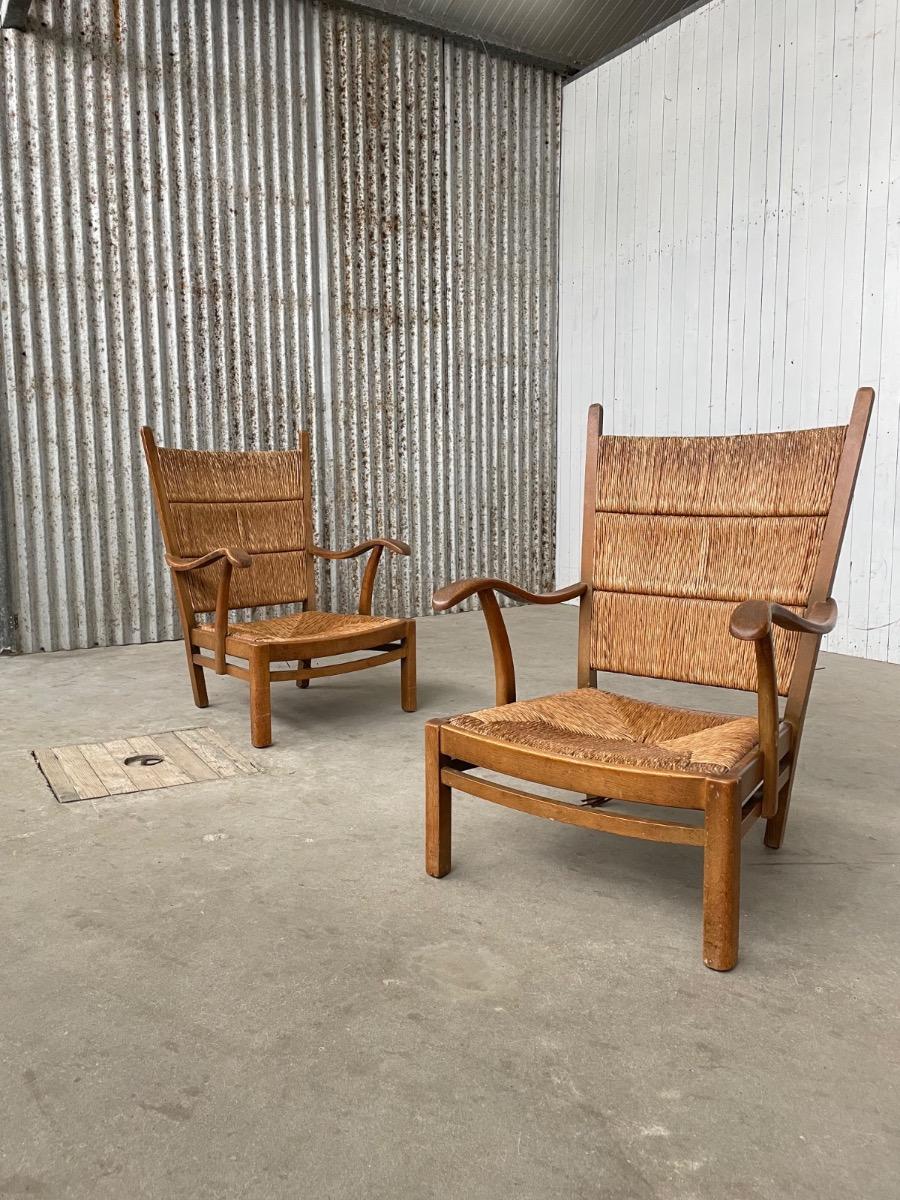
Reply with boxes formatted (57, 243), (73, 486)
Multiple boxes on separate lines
(165, 547), (252, 572)
(432, 577), (586, 705)
(311, 538), (411, 615)
(432, 576), (586, 613)
(166, 547), (251, 675)
(729, 598), (838, 641)
(310, 537), (411, 561)
(728, 598), (836, 821)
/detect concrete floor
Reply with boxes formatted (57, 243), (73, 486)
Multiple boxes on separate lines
(1, 606), (898, 1200)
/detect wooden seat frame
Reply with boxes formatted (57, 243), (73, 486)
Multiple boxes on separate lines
(425, 389), (873, 970)
(142, 428), (416, 748)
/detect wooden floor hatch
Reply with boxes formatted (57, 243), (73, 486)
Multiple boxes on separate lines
(33, 727), (257, 803)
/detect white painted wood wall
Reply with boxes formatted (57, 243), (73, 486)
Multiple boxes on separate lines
(557, 0), (900, 663)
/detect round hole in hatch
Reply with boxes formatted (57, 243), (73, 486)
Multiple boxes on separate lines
(123, 754), (165, 767)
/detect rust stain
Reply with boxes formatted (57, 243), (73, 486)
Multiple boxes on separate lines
(0, 0), (561, 652)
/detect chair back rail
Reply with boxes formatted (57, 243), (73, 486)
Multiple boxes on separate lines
(142, 429), (315, 616)
(577, 389), (874, 705)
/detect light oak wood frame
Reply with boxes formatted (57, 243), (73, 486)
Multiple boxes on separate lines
(427, 389), (873, 970)
(142, 427), (416, 748)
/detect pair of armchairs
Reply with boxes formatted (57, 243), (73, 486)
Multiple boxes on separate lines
(143, 388), (873, 970)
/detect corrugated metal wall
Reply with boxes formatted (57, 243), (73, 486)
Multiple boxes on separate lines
(557, 0), (900, 664)
(0, 0), (561, 653)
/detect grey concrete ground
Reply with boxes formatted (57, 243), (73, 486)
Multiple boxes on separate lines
(1, 606), (898, 1200)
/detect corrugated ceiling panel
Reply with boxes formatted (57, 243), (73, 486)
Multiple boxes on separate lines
(352, 0), (699, 70)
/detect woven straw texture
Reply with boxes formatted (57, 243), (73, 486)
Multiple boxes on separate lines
(155, 447), (307, 612)
(596, 428), (845, 515)
(196, 610), (404, 647)
(450, 690), (760, 776)
(589, 426), (847, 693)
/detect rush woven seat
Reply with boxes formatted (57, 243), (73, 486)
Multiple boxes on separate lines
(426, 390), (873, 971)
(195, 611), (406, 648)
(142, 428), (416, 747)
(449, 690), (762, 777)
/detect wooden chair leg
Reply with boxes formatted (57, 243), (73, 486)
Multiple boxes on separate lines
(296, 659), (310, 689)
(401, 622), (417, 712)
(425, 721), (451, 877)
(249, 650), (272, 748)
(763, 773), (794, 850)
(184, 640), (209, 708)
(702, 796), (741, 971)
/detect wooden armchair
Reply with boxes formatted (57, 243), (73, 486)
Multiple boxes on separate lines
(142, 428), (416, 747)
(426, 389), (873, 970)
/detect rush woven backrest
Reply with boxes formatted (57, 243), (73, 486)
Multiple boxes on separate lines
(149, 442), (311, 614)
(583, 424), (848, 695)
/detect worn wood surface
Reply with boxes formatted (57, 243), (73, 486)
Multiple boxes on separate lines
(34, 727), (257, 803)
(142, 427), (417, 746)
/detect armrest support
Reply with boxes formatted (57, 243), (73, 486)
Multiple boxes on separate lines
(432, 576), (587, 705)
(311, 538), (411, 614)
(432, 577), (586, 613)
(165, 547), (252, 675)
(729, 598), (837, 819)
(311, 537), (411, 561)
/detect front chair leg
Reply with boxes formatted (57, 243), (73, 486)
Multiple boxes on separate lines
(425, 721), (451, 877)
(702, 795), (741, 971)
(249, 648), (273, 748)
(401, 622), (417, 712)
(185, 641), (209, 709)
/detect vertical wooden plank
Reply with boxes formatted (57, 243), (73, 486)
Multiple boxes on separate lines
(151, 730), (221, 782)
(865, 0), (900, 661)
(798, 0), (838, 430)
(615, 48), (639, 434)
(79, 743), (140, 795)
(680, 8), (709, 436)
(201, 726), (258, 773)
(588, 65), (608, 425)
(126, 735), (195, 787)
(102, 738), (172, 791)
(601, 57), (621, 424)
(653, 25), (680, 436)
(826, 0), (868, 651)
(751, 0), (784, 436)
(630, 37), (652, 434)
(709, 0), (740, 436)
(174, 727), (243, 778)
(667, 6), (696, 435)
(770, 0), (800, 432)
(52, 745), (109, 800)
(642, 28), (667, 435)
(695, 0), (724, 436)
(723, 0), (755, 433)
(782, 0), (818, 430)
(33, 749), (79, 803)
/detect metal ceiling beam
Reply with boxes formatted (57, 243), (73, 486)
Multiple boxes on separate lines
(0, 0), (32, 32)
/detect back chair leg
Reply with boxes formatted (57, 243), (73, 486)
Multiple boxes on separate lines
(184, 641), (209, 708)
(763, 774), (794, 850)
(401, 623), (417, 712)
(249, 649), (273, 748)
(702, 796), (741, 971)
(296, 659), (310, 689)
(425, 721), (451, 877)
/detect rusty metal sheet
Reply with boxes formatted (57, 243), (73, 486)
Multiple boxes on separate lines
(0, 0), (560, 652)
